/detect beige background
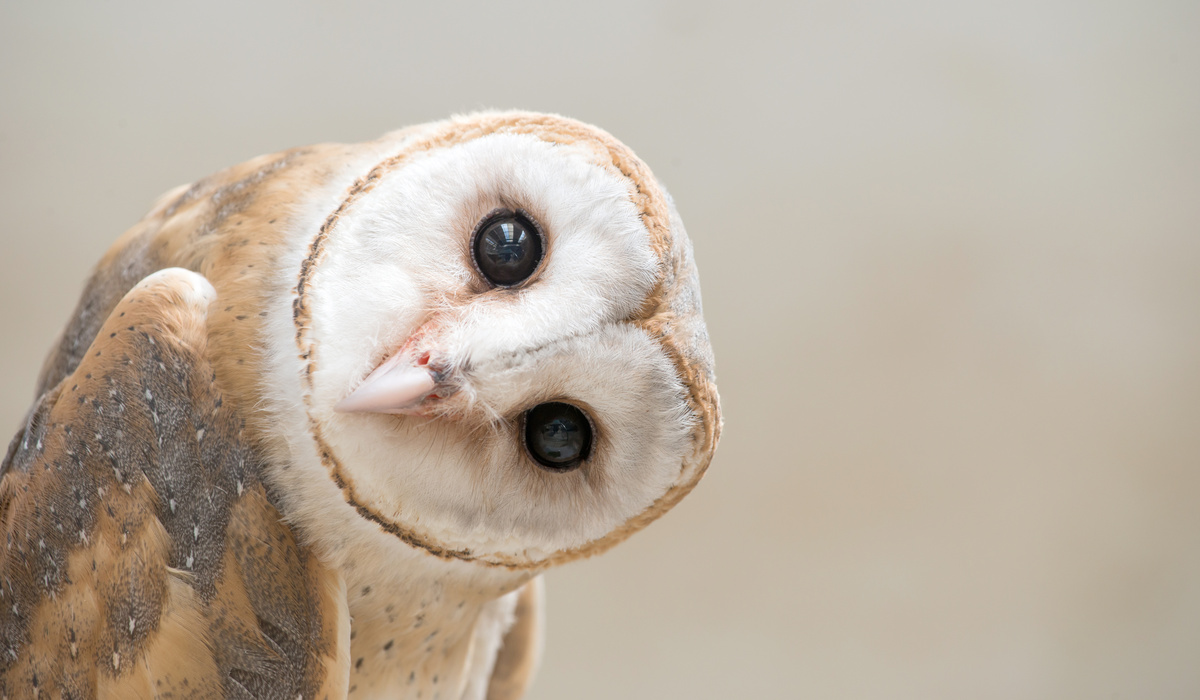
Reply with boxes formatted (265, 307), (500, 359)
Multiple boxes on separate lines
(2, 2), (1198, 698)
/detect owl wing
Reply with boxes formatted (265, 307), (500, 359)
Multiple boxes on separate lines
(486, 577), (543, 700)
(0, 269), (349, 699)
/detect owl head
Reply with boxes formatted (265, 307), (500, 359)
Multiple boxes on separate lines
(255, 112), (720, 576)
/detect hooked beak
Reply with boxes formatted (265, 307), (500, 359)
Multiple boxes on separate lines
(334, 351), (442, 415)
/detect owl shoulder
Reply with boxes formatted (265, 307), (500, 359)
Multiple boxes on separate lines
(1, 268), (348, 698)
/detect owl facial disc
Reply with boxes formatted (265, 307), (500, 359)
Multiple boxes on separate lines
(285, 112), (720, 567)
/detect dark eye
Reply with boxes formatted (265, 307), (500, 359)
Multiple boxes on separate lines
(472, 212), (544, 287)
(524, 402), (593, 472)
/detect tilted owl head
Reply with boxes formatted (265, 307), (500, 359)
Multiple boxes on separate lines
(268, 113), (722, 572)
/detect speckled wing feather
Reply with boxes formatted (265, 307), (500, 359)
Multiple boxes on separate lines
(0, 269), (349, 699)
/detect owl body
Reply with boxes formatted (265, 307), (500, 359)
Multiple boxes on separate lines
(0, 113), (720, 699)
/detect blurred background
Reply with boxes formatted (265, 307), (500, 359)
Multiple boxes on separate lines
(2, 1), (1198, 697)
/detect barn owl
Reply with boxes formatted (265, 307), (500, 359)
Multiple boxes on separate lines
(0, 112), (720, 699)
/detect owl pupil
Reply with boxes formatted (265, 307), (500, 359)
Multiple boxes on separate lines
(473, 214), (543, 287)
(524, 402), (592, 471)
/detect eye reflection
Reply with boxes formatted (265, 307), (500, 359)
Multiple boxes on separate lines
(523, 402), (592, 471)
(473, 214), (543, 287)
(484, 222), (527, 263)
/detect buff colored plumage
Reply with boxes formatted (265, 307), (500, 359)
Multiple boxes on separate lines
(0, 112), (720, 699)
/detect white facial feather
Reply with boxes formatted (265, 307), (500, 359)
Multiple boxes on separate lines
(261, 130), (695, 568)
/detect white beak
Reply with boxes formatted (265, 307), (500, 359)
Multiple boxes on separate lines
(334, 352), (438, 415)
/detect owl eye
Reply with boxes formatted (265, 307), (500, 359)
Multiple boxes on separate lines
(471, 212), (544, 287)
(523, 402), (593, 471)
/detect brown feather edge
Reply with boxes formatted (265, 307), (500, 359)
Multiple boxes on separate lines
(292, 112), (721, 570)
